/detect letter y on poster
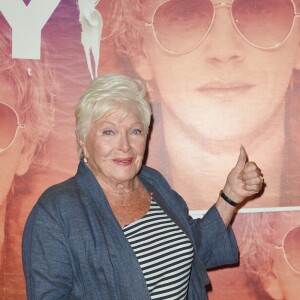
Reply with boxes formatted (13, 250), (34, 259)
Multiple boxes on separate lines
(0, 0), (61, 59)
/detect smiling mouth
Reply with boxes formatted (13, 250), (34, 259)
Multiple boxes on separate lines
(113, 158), (133, 165)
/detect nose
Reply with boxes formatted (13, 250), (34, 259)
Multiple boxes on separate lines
(117, 133), (130, 153)
(202, 4), (245, 64)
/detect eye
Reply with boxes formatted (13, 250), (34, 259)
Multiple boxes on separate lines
(102, 129), (115, 136)
(131, 129), (142, 135)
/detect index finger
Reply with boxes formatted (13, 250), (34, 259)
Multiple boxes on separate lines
(243, 161), (260, 174)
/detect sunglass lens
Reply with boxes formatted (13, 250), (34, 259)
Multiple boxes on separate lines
(284, 226), (300, 273)
(153, 0), (213, 53)
(0, 103), (18, 150)
(232, 0), (295, 48)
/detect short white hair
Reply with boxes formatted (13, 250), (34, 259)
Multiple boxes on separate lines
(75, 73), (152, 157)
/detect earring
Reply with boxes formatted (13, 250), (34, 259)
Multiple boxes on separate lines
(83, 157), (88, 163)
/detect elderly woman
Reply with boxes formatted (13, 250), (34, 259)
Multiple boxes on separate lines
(22, 73), (263, 299)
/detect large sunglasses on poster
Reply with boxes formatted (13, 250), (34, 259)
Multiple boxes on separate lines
(0, 102), (25, 154)
(276, 225), (300, 275)
(145, 0), (300, 54)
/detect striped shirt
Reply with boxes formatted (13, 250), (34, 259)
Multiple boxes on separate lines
(123, 196), (194, 299)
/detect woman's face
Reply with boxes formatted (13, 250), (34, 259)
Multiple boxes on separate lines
(81, 106), (147, 187)
(135, 0), (300, 142)
(267, 212), (300, 300)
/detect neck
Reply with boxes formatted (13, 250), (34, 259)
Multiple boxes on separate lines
(98, 176), (138, 196)
(86, 163), (137, 194)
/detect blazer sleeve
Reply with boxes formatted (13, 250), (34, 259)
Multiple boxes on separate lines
(22, 198), (73, 300)
(188, 202), (239, 269)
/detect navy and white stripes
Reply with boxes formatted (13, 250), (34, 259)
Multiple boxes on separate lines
(123, 197), (194, 299)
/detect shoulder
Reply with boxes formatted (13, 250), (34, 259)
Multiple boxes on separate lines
(30, 175), (89, 224)
(25, 174), (95, 236)
(38, 177), (79, 207)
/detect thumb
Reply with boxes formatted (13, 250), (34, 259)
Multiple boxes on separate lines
(235, 145), (248, 170)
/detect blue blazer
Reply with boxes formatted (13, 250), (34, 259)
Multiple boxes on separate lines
(22, 161), (239, 299)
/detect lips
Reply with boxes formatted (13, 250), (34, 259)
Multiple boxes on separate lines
(113, 157), (133, 166)
(197, 81), (255, 99)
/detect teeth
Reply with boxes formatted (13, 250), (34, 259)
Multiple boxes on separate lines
(116, 159), (131, 163)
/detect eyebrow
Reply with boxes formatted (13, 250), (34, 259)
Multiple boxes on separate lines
(95, 121), (144, 128)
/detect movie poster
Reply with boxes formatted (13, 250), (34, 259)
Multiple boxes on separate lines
(1, 0), (299, 299)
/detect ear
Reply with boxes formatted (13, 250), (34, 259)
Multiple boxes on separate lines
(78, 137), (88, 158)
(261, 271), (284, 300)
(15, 138), (37, 176)
(131, 50), (153, 81)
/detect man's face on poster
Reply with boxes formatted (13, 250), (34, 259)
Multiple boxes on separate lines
(135, 0), (300, 143)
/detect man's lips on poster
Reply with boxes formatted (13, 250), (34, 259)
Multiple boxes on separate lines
(197, 81), (255, 99)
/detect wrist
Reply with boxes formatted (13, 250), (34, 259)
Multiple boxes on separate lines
(215, 192), (237, 227)
(219, 190), (238, 207)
